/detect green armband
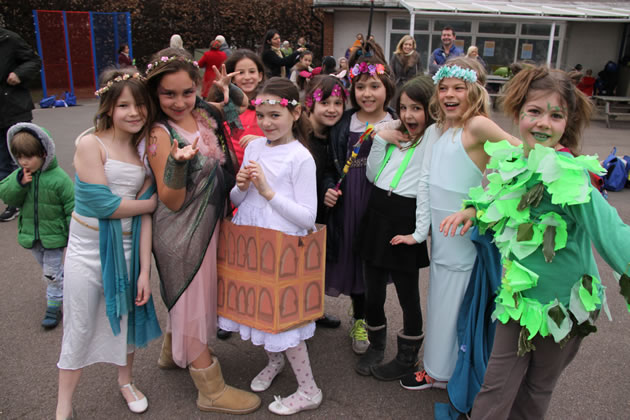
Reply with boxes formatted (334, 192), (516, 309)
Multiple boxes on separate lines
(163, 154), (188, 190)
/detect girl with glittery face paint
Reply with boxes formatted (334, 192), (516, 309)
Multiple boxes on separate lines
(440, 66), (630, 420)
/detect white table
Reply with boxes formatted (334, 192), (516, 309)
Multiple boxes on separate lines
(593, 96), (630, 128)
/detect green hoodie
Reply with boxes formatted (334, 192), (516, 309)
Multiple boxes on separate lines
(0, 123), (74, 249)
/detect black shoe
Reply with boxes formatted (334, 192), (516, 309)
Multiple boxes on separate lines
(216, 328), (232, 340)
(0, 206), (18, 222)
(42, 306), (62, 329)
(315, 313), (341, 328)
(355, 324), (386, 376)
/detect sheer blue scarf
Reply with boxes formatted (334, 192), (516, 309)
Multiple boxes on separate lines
(74, 176), (161, 347)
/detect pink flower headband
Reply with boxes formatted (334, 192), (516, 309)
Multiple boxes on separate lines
(146, 55), (199, 76)
(305, 85), (348, 108)
(251, 98), (299, 107)
(95, 72), (143, 97)
(349, 62), (385, 80)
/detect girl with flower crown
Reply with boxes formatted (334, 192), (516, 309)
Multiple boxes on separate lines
(218, 78), (322, 415)
(392, 57), (520, 391)
(323, 56), (397, 358)
(441, 66), (630, 420)
(56, 67), (161, 419)
(143, 47), (261, 414)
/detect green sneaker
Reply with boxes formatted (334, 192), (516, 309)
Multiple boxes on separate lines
(350, 318), (370, 354)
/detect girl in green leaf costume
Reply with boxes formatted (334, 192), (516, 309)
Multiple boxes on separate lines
(441, 66), (630, 419)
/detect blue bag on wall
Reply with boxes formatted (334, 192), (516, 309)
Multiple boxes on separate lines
(602, 147), (629, 192)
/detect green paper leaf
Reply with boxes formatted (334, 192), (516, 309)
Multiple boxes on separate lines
(517, 223), (534, 241)
(582, 274), (593, 295)
(543, 225), (556, 262)
(517, 182), (545, 211)
(619, 273), (630, 305)
(517, 326), (536, 356)
(548, 305), (565, 328)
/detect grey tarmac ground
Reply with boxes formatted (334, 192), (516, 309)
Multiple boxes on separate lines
(1, 100), (630, 420)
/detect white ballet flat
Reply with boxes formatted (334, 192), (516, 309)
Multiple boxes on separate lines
(119, 382), (148, 414)
(268, 389), (323, 415)
(250, 359), (285, 392)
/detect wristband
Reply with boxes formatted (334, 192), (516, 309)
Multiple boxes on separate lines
(163, 154), (188, 190)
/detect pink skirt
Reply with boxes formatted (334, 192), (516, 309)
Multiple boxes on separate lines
(168, 226), (218, 367)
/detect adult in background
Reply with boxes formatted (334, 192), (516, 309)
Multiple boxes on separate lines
(198, 40), (227, 98)
(390, 35), (422, 88)
(169, 34), (183, 49)
(261, 29), (302, 78)
(0, 27), (41, 222)
(466, 46), (487, 71)
(429, 26), (463, 75)
(215, 35), (232, 57)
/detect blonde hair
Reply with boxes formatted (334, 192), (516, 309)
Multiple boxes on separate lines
(394, 35), (416, 55)
(501, 66), (592, 155)
(429, 56), (489, 127)
(466, 46), (478, 56)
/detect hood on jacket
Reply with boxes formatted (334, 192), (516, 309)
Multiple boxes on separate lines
(6, 122), (56, 171)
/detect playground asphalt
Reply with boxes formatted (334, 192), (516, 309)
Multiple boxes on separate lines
(1, 101), (630, 419)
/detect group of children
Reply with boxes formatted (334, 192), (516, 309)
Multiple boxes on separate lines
(1, 39), (629, 420)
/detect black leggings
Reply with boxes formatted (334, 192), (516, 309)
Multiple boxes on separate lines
(364, 262), (422, 336)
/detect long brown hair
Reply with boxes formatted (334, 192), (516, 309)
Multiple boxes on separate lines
(501, 66), (592, 155)
(93, 67), (152, 147)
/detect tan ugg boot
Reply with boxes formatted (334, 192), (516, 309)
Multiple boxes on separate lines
(157, 332), (179, 369)
(189, 357), (261, 414)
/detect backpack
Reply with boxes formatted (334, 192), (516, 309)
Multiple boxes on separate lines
(39, 95), (56, 108)
(602, 147), (629, 192)
(63, 91), (77, 106)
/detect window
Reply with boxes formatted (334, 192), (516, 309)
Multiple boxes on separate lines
(517, 39), (559, 64)
(476, 37), (517, 71)
(434, 20), (471, 34)
(521, 23), (560, 37)
(478, 22), (517, 35)
(392, 18), (428, 31)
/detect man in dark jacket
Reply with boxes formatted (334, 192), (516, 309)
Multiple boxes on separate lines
(0, 27), (41, 221)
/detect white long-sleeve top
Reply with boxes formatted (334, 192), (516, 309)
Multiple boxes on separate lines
(230, 137), (317, 235)
(411, 124), (442, 243)
(366, 132), (429, 198)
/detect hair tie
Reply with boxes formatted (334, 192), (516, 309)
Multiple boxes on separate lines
(146, 55), (199, 76)
(251, 98), (299, 107)
(349, 63), (385, 80)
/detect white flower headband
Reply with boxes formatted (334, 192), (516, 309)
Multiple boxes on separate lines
(95, 73), (143, 97)
(251, 98), (299, 107)
(146, 55), (199, 76)
(432, 65), (478, 85)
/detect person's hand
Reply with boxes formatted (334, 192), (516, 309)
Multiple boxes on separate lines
(377, 129), (409, 149)
(212, 64), (239, 104)
(21, 168), (32, 184)
(247, 160), (274, 200)
(239, 134), (259, 150)
(439, 207), (477, 237)
(135, 272), (151, 306)
(147, 193), (158, 213)
(297, 47), (306, 53)
(324, 188), (342, 207)
(236, 166), (251, 191)
(6, 72), (21, 85)
(373, 119), (401, 133)
(170, 137), (199, 161)
(390, 234), (417, 246)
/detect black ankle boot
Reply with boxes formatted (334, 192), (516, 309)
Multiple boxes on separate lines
(355, 324), (386, 376)
(371, 330), (423, 381)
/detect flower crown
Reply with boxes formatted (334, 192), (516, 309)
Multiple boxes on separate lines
(432, 65), (478, 85)
(146, 55), (199, 76)
(251, 98), (299, 107)
(95, 73), (143, 97)
(305, 85), (348, 108)
(349, 62), (385, 80)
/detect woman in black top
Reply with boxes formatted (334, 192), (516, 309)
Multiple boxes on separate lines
(261, 29), (302, 78)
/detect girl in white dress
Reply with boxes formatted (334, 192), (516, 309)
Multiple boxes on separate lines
(56, 69), (160, 419)
(218, 77), (322, 415)
(393, 57), (519, 390)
